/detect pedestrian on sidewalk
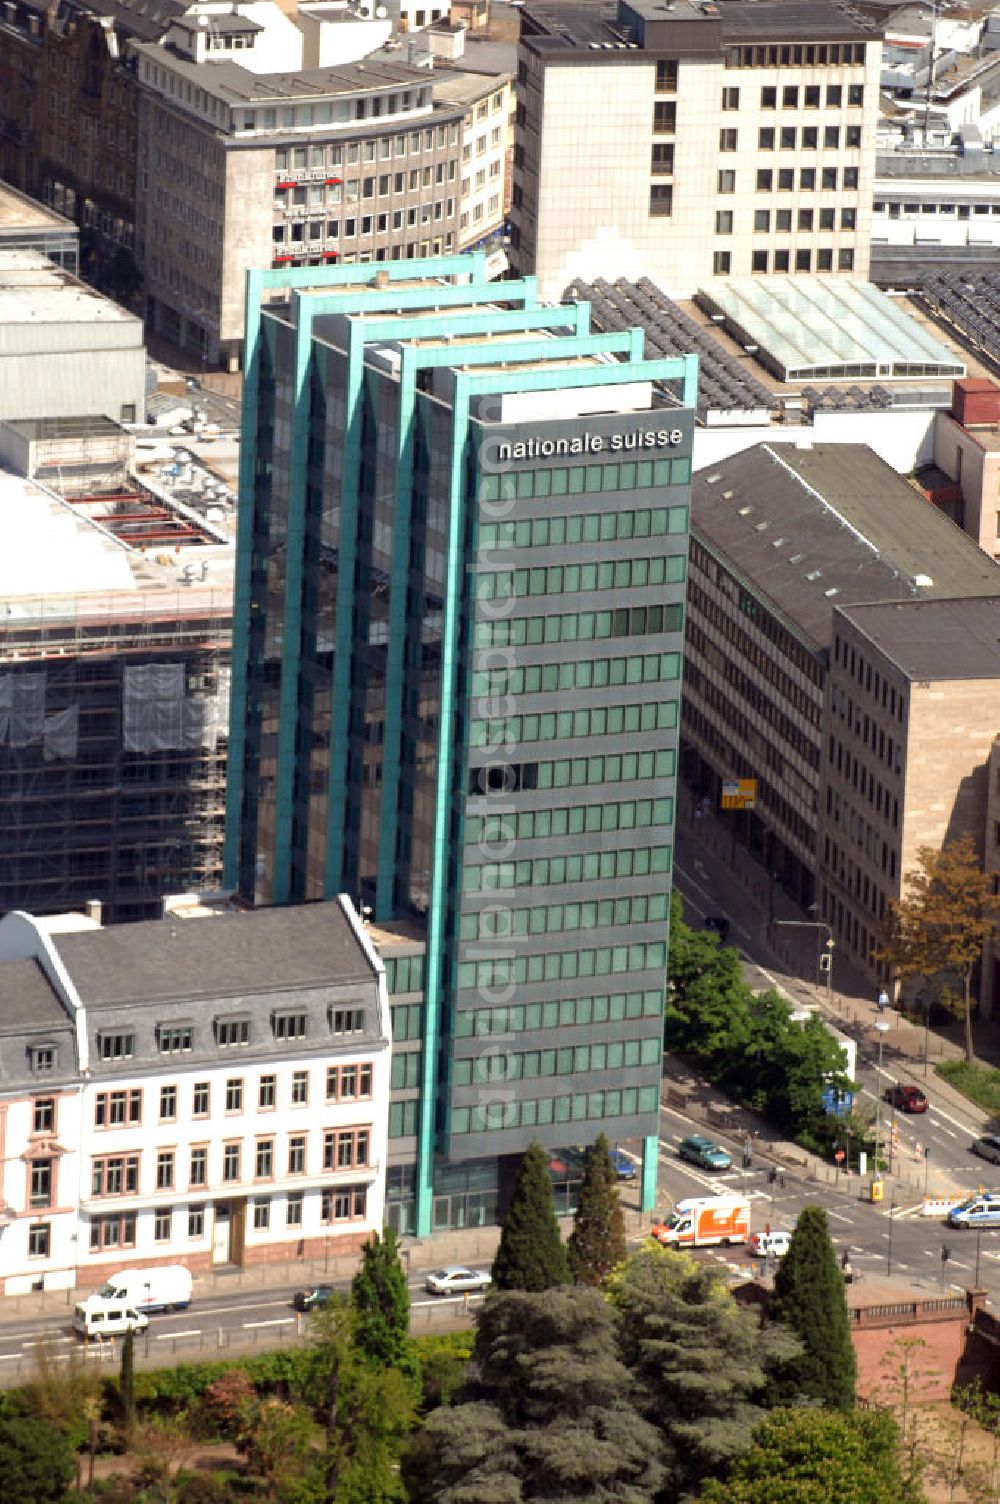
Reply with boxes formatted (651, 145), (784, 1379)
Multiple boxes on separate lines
(877, 988), (889, 1014)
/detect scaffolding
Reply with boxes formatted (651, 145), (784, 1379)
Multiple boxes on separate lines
(0, 588), (231, 923)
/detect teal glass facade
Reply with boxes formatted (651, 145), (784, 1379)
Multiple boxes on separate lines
(225, 255), (697, 1235)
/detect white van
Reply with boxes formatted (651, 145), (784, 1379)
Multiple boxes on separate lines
(96, 1264), (193, 1314)
(73, 1300), (148, 1341)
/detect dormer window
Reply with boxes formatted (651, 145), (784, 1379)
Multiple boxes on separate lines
(98, 1032), (135, 1062)
(215, 1016), (251, 1048)
(330, 1007), (365, 1035)
(272, 1011), (307, 1041)
(29, 1043), (57, 1073)
(157, 1024), (193, 1055)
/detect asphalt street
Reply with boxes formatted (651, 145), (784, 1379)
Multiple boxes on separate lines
(667, 823), (1000, 1298)
(672, 827), (987, 1187)
(0, 1267), (487, 1376)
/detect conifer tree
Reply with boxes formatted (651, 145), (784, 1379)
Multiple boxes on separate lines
(492, 1140), (570, 1292)
(407, 1287), (664, 1503)
(351, 1226), (415, 1375)
(119, 1328), (136, 1436)
(767, 1204), (856, 1410)
(567, 1132), (627, 1286)
(609, 1241), (798, 1498)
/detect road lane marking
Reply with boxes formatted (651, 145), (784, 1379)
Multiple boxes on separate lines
(157, 1329), (200, 1341)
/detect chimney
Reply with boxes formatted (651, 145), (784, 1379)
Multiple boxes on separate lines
(84, 899), (102, 925)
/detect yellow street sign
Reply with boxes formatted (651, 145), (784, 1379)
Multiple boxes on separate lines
(721, 778), (757, 811)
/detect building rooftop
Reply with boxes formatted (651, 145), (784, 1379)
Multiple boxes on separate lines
(51, 899), (376, 1007)
(432, 66), (510, 108)
(91, 0), (189, 42)
(0, 958), (71, 1034)
(567, 275), (776, 419)
(836, 596), (1000, 680)
(520, 0), (878, 56)
(0, 251), (138, 326)
(136, 43), (434, 103)
(0, 182), (76, 235)
(0, 467), (234, 607)
(696, 278), (966, 384)
(692, 442), (1000, 651)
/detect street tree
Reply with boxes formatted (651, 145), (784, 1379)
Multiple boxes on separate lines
(696, 1407), (909, 1504)
(736, 994), (852, 1140)
(666, 895), (753, 1066)
(407, 1286), (664, 1503)
(767, 1205), (856, 1410)
(877, 832), (996, 1062)
(0, 1415), (75, 1504)
(608, 1242), (799, 1498)
(351, 1227), (415, 1374)
(492, 1140), (570, 1292)
(567, 1132), (627, 1286)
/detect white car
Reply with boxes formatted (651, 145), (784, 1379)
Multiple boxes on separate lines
(424, 1265), (492, 1296)
(748, 1230), (791, 1259)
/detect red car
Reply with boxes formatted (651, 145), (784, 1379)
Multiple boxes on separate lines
(884, 1083), (928, 1114)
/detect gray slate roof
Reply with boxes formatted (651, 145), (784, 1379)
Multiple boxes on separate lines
(836, 597), (1000, 680)
(692, 443), (1000, 651)
(52, 901), (374, 1008)
(0, 958), (67, 1033)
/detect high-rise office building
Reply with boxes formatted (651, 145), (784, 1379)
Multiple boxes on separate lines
(224, 254), (695, 1233)
(510, 0), (882, 298)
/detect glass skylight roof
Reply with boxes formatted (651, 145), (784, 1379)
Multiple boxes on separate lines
(698, 277), (966, 382)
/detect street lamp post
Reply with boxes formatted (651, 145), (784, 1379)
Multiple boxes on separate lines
(976, 1227), (983, 1288)
(774, 919), (834, 1002)
(873, 1019), (890, 1182)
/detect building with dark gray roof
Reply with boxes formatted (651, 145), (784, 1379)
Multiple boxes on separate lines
(681, 441), (1000, 908)
(0, 896), (391, 1296)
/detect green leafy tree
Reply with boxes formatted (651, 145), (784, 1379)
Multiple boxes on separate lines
(0, 1414), (75, 1504)
(407, 1286), (664, 1503)
(567, 1132), (627, 1286)
(351, 1227), (415, 1375)
(767, 1205), (856, 1410)
(697, 1407), (910, 1504)
(119, 1328), (136, 1437)
(608, 1242), (799, 1498)
(666, 894), (753, 1066)
(307, 1292), (417, 1504)
(877, 832), (996, 1063)
(240, 1397), (314, 1500)
(736, 995), (852, 1138)
(492, 1140), (570, 1292)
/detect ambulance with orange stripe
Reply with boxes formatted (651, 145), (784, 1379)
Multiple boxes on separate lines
(651, 1195), (751, 1249)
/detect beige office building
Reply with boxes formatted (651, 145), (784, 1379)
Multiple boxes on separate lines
(819, 598), (1000, 991)
(511, 0), (882, 298)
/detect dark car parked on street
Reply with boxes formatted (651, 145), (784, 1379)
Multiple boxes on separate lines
(293, 1284), (334, 1312)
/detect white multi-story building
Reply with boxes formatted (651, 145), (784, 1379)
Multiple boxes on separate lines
(436, 67), (511, 248)
(510, 0), (883, 298)
(0, 896), (390, 1294)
